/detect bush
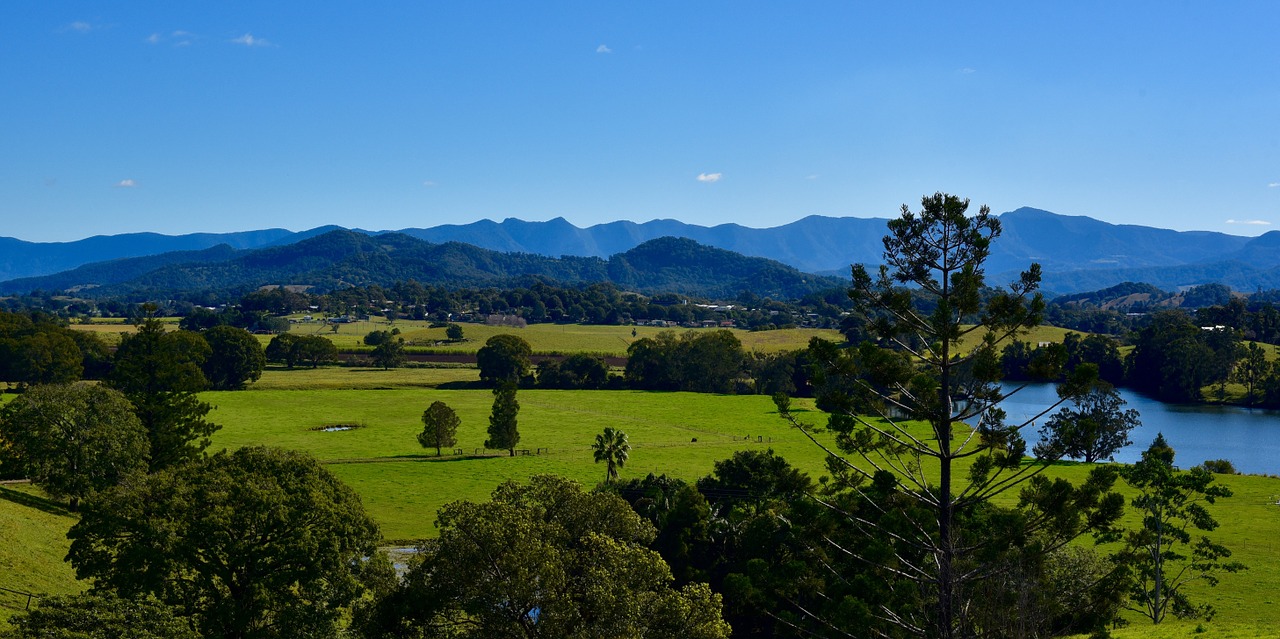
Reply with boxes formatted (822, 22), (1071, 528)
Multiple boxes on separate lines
(1197, 459), (1237, 475)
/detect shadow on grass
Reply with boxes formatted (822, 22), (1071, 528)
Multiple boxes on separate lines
(0, 486), (73, 517)
(324, 454), (507, 465)
(436, 381), (489, 390)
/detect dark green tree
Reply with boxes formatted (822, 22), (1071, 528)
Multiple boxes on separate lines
(592, 426), (631, 483)
(293, 334), (338, 369)
(476, 334), (531, 384)
(370, 337), (406, 369)
(445, 323), (464, 341)
(0, 384), (148, 510)
(485, 382), (520, 455)
(1034, 379), (1139, 463)
(352, 475), (731, 639)
(786, 193), (1124, 638)
(1120, 434), (1246, 623)
(107, 318), (217, 472)
(201, 325), (266, 390)
(264, 332), (301, 368)
(66, 446), (387, 639)
(1231, 341), (1269, 406)
(0, 592), (198, 639)
(418, 400), (459, 457)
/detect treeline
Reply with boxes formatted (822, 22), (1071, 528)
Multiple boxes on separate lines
(1001, 309), (1280, 406)
(471, 330), (812, 397)
(0, 310), (267, 395)
(7, 277), (853, 332)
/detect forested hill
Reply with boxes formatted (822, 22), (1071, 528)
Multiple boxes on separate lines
(0, 230), (844, 300)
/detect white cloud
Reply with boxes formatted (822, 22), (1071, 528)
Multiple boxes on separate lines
(696, 173), (722, 183)
(959, 67), (976, 74)
(68, 21), (94, 33)
(1225, 219), (1271, 226)
(146, 33), (161, 44)
(805, 174), (819, 180)
(1269, 182), (1280, 188)
(422, 180), (438, 188)
(596, 44), (612, 54)
(115, 179), (137, 188)
(231, 33), (271, 47)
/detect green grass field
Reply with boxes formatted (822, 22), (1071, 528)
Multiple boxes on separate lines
(0, 484), (83, 622)
(278, 319), (845, 356)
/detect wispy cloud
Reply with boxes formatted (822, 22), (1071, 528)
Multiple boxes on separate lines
(63, 21), (111, 34)
(231, 33), (272, 47)
(1225, 219), (1271, 226)
(596, 44), (612, 54)
(1269, 182), (1280, 188)
(422, 180), (438, 188)
(958, 67), (976, 74)
(805, 174), (819, 180)
(148, 30), (197, 46)
(115, 179), (137, 188)
(696, 173), (722, 183)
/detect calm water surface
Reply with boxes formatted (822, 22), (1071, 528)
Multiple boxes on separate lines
(1000, 382), (1280, 475)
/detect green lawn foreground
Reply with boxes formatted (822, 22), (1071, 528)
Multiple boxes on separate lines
(0, 484), (82, 622)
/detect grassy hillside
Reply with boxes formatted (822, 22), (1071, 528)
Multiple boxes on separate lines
(0, 484), (82, 622)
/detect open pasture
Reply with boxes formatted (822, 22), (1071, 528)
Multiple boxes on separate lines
(283, 319), (845, 356)
(205, 389), (835, 540)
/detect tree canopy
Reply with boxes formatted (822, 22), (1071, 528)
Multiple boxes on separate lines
(418, 400), (460, 457)
(476, 333), (532, 384)
(0, 383), (148, 510)
(352, 475), (731, 639)
(107, 317), (217, 471)
(201, 325), (266, 390)
(66, 446), (386, 639)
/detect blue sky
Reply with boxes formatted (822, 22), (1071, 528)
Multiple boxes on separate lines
(3, 2), (1279, 242)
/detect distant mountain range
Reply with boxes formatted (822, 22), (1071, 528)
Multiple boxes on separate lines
(0, 231), (842, 301)
(5, 208), (1280, 296)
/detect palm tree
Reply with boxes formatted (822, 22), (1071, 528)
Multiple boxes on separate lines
(592, 427), (631, 483)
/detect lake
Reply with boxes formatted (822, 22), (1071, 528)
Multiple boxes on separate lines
(1000, 382), (1280, 476)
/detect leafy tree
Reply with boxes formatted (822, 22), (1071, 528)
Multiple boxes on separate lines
(592, 426), (631, 483)
(418, 400), (459, 456)
(0, 592), (198, 639)
(107, 318), (216, 472)
(787, 193), (1124, 638)
(264, 332), (301, 368)
(625, 330), (744, 393)
(352, 475), (731, 639)
(537, 353), (610, 389)
(1231, 341), (1269, 406)
(485, 382), (520, 456)
(370, 337), (406, 369)
(0, 384), (148, 510)
(11, 331), (83, 386)
(201, 325), (266, 390)
(66, 446), (386, 639)
(1034, 379), (1139, 463)
(1119, 434), (1246, 623)
(293, 334), (338, 369)
(445, 323), (464, 340)
(476, 334), (531, 384)
(363, 329), (393, 346)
